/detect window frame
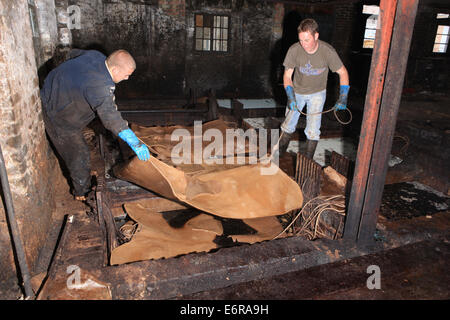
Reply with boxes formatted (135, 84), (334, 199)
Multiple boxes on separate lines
(433, 24), (449, 53)
(361, 5), (379, 50)
(432, 13), (450, 54)
(194, 13), (231, 54)
(429, 12), (450, 56)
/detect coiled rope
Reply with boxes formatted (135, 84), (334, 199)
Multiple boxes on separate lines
(272, 194), (346, 240)
(297, 106), (353, 125)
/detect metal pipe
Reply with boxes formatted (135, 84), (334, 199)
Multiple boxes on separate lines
(0, 143), (34, 298)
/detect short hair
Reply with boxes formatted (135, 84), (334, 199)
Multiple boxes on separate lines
(106, 49), (136, 70)
(297, 18), (319, 35)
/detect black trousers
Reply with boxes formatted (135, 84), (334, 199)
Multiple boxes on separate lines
(43, 114), (91, 197)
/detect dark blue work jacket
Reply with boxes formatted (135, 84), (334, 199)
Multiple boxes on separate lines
(40, 49), (129, 135)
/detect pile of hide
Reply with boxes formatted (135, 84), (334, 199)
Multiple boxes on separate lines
(110, 119), (303, 265)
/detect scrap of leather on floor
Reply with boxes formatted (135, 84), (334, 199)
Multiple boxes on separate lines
(110, 119), (303, 265)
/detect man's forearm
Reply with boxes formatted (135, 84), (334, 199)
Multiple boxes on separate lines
(337, 66), (349, 86)
(283, 76), (294, 89)
(283, 68), (295, 89)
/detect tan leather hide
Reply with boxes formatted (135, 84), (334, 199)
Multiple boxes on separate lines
(110, 198), (286, 265)
(110, 199), (223, 265)
(114, 120), (303, 219)
(114, 157), (302, 219)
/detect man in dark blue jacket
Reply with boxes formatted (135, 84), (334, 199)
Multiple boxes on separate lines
(41, 49), (150, 200)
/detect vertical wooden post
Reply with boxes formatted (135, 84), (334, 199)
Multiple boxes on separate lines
(344, 0), (398, 241)
(344, 0), (419, 244)
(357, 0), (419, 244)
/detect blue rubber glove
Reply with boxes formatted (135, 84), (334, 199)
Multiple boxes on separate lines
(335, 85), (350, 110)
(118, 129), (151, 161)
(285, 85), (298, 111)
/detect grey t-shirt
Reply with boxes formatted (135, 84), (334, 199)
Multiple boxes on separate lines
(283, 40), (343, 94)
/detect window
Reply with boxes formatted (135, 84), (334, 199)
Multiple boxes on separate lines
(195, 14), (229, 52)
(433, 14), (449, 53)
(362, 5), (379, 49)
(433, 25), (449, 53)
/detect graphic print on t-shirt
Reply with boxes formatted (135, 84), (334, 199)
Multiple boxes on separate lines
(299, 61), (326, 76)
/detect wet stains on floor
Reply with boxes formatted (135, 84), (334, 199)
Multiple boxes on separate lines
(177, 237), (450, 300)
(380, 182), (449, 220)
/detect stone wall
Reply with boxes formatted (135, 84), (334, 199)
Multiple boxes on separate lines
(0, 0), (59, 297)
(66, 0), (357, 100)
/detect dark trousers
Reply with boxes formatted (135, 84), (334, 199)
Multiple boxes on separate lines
(43, 114), (91, 197)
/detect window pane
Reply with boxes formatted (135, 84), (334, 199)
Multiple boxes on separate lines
(196, 15), (203, 27)
(433, 43), (447, 53)
(196, 27), (203, 39)
(214, 28), (220, 39)
(437, 25), (449, 35)
(364, 29), (376, 39)
(203, 39), (210, 51)
(437, 13), (449, 19)
(435, 34), (449, 44)
(204, 27), (210, 39)
(363, 39), (375, 49)
(204, 15), (212, 27)
(223, 16), (228, 28)
(363, 5), (379, 15)
(222, 28), (228, 40)
(222, 40), (227, 51)
(366, 15), (378, 29)
(196, 39), (203, 50)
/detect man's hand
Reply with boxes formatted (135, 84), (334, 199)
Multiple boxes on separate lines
(118, 129), (151, 161)
(334, 85), (350, 111)
(285, 85), (298, 111)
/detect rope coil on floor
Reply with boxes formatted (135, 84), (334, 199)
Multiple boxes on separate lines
(272, 194), (346, 241)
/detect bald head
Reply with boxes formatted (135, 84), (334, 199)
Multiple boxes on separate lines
(107, 50), (135, 69)
(106, 50), (136, 83)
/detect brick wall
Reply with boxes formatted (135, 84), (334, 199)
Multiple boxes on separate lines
(159, 0), (185, 17)
(0, 0), (60, 297)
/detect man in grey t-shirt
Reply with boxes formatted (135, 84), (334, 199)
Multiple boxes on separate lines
(276, 18), (350, 159)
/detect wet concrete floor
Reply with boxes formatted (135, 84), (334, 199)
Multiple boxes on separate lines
(178, 236), (449, 300)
